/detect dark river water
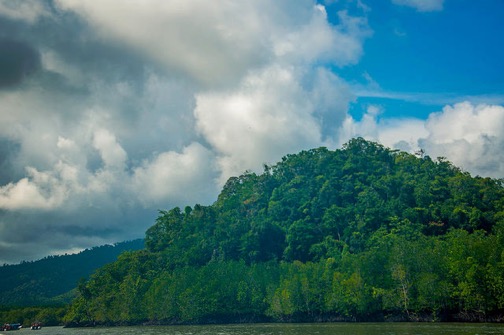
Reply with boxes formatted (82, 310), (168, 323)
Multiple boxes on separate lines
(13, 323), (504, 335)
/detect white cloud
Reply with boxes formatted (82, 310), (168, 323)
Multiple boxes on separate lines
(132, 143), (219, 206)
(338, 104), (430, 152)
(0, 165), (69, 210)
(391, 0), (444, 12)
(0, 177), (55, 210)
(54, 0), (369, 86)
(339, 102), (504, 178)
(420, 102), (504, 177)
(378, 118), (428, 151)
(195, 65), (354, 183)
(55, 0), (268, 86)
(92, 129), (127, 170)
(0, 0), (49, 23)
(424, 102), (502, 144)
(273, 9), (370, 66)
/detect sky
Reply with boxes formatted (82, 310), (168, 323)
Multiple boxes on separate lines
(0, 0), (503, 264)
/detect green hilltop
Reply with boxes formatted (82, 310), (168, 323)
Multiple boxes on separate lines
(64, 138), (504, 325)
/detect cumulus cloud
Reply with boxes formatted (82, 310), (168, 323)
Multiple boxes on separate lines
(420, 102), (504, 177)
(272, 7), (370, 66)
(340, 102), (504, 178)
(92, 129), (127, 170)
(0, 0), (373, 263)
(195, 65), (356, 183)
(54, 0), (269, 86)
(0, 171), (64, 210)
(195, 65), (319, 181)
(132, 143), (219, 206)
(54, 0), (369, 86)
(391, 0), (444, 12)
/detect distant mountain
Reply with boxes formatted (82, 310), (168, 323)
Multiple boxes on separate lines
(0, 239), (144, 307)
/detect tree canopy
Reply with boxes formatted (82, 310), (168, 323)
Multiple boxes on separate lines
(64, 138), (504, 325)
(0, 239), (144, 307)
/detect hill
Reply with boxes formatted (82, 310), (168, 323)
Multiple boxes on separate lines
(0, 239), (144, 307)
(64, 138), (504, 325)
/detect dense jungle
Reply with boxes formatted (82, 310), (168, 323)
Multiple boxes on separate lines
(64, 138), (504, 325)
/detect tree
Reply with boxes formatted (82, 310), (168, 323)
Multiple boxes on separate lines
(63, 138), (504, 324)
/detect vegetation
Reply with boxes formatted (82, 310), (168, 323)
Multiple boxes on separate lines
(64, 138), (504, 325)
(0, 306), (67, 327)
(0, 239), (144, 326)
(0, 239), (144, 307)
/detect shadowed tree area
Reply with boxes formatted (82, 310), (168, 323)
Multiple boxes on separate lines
(0, 239), (145, 307)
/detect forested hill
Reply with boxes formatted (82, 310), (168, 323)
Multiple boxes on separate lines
(65, 138), (504, 325)
(0, 239), (144, 307)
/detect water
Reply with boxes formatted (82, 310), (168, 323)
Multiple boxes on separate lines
(9, 323), (504, 335)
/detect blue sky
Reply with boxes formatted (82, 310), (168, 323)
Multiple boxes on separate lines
(333, 0), (504, 119)
(0, 0), (503, 264)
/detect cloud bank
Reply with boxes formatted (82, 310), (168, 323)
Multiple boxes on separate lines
(341, 102), (504, 178)
(0, 0), (370, 263)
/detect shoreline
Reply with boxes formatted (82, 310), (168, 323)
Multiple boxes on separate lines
(64, 311), (504, 328)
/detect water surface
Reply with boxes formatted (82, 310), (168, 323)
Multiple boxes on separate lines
(12, 323), (504, 335)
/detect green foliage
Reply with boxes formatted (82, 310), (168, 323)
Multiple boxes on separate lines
(0, 306), (67, 327)
(65, 138), (504, 324)
(0, 239), (144, 307)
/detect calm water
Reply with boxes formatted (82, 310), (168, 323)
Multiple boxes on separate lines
(12, 323), (504, 335)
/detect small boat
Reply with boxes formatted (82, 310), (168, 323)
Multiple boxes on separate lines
(1, 323), (22, 331)
(31, 322), (42, 330)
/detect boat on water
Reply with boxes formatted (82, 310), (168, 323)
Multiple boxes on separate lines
(30, 322), (42, 330)
(1, 323), (22, 331)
